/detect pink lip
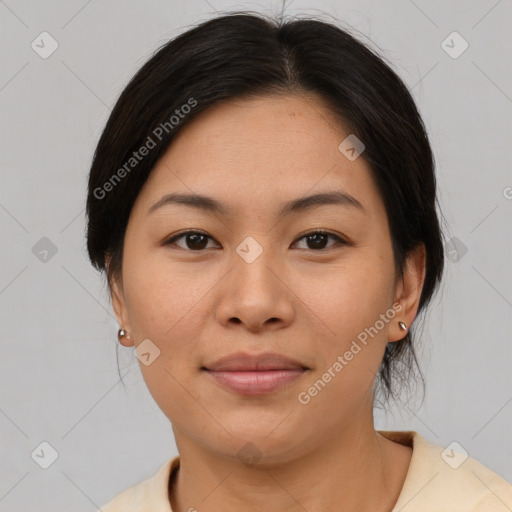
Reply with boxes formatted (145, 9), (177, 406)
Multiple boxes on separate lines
(206, 369), (306, 395)
(205, 352), (307, 371)
(203, 352), (309, 396)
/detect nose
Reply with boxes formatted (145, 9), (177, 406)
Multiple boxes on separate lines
(215, 242), (295, 333)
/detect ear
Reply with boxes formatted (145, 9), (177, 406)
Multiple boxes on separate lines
(388, 243), (426, 343)
(106, 254), (134, 347)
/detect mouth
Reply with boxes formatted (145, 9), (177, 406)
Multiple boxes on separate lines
(202, 352), (310, 396)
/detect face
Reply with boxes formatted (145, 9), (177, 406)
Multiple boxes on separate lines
(110, 92), (425, 463)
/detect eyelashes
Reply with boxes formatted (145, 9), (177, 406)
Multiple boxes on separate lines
(162, 229), (348, 252)
(163, 230), (217, 251)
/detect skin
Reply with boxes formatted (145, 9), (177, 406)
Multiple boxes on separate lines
(109, 92), (426, 512)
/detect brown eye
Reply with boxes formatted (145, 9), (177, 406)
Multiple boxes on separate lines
(163, 230), (346, 252)
(293, 231), (346, 251)
(164, 231), (218, 251)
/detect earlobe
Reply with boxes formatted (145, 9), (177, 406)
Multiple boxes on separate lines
(117, 328), (132, 345)
(389, 244), (426, 343)
(106, 255), (134, 347)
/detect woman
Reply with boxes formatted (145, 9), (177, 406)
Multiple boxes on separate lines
(86, 12), (512, 511)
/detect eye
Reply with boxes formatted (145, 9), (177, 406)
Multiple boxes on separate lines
(292, 230), (347, 251)
(163, 230), (219, 251)
(163, 229), (347, 252)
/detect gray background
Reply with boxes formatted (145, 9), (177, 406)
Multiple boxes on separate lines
(1, 0), (511, 510)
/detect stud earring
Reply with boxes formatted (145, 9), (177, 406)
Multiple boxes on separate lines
(118, 328), (131, 341)
(398, 321), (407, 332)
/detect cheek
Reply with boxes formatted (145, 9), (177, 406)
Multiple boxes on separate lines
(295, 271), (393, 421)
(294, 256), (396, 406)
(297, 256), (395, 338)
(121, 254), (217, 388)
(122, 261), (208, 422)
(123, 251), (205, 339)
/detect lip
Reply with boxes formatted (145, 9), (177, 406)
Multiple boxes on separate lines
(204, 352), (308, 372)
(202, 352), (309, 396)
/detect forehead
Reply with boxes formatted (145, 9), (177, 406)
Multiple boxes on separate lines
(134, 93), (382, 217)
(167, 92), (349, 166)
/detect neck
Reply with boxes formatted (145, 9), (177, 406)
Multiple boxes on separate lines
(169, 421), (410, 512)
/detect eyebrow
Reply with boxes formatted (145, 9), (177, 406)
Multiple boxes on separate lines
(147, 190), (366, 217)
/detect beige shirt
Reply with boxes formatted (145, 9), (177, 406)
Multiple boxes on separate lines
(100, 431), (512, 511)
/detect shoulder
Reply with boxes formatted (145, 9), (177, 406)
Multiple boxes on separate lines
(100, 456), (179, 512)
(380, 431), (512, 512)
